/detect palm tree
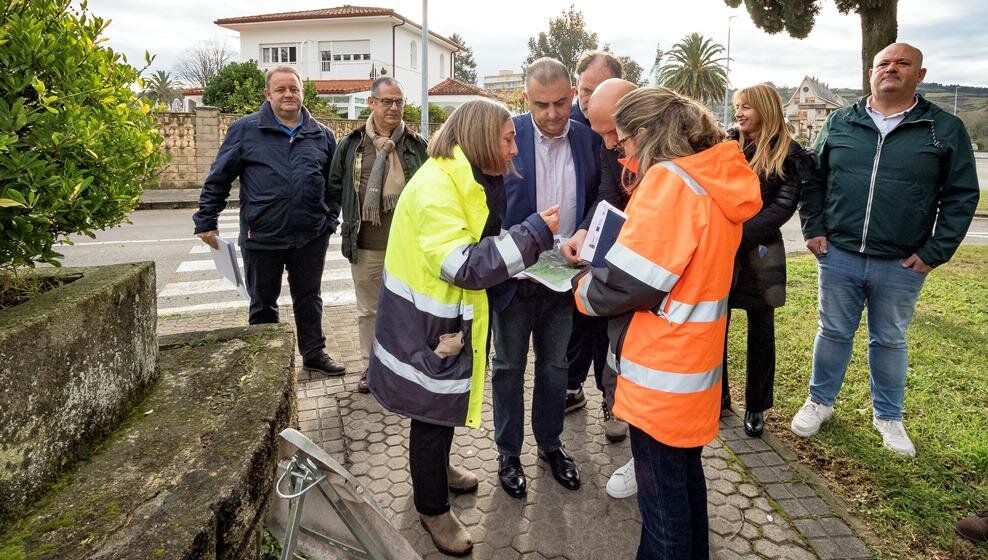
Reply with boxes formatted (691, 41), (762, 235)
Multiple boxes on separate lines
(659, 33), (727, 103)
(142, 70), (179, 106)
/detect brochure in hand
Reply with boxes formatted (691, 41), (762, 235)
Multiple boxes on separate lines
(211, 236), (249, 299)
(580, 201), (627, 267)
(518, 247), (582, 293)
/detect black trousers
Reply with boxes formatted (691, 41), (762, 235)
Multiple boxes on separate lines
(565, 310), (609, 393)
(409, 419), (455, 516)
(241, 232), (330, 362)
(721, 307), (776, 413)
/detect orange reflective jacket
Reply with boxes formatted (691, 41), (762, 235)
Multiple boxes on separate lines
(574, 141), (761, 447)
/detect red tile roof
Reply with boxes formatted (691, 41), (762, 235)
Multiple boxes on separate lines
(428, 78), (507, 101)
(215, 5), (462, 50)
(311, 79), (373, 95)
(182, 88), (203, 96)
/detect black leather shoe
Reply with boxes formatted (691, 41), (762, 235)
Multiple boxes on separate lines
(744, 410), (764, 438)
(303, 353), (346, 376)
(538, 447), (581, 490)
(497, 455), (527, 498)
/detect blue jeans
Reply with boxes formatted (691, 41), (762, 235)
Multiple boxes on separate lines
(810, 245), (927, 420)
(491, 282), (572, 456)
(630, 426), (708, 560)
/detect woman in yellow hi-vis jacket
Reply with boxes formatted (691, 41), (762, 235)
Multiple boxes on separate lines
(574, 87), (761, 559)
(366, 99), (558, 557)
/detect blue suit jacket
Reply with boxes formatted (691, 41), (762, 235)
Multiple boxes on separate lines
(490, 113), (601, 311)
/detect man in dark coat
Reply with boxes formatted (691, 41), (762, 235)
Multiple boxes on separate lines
(193, 66), (345, 376)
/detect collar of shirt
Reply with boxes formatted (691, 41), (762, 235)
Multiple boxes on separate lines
(531, 113), (570, 143)
(865, 95), (918, 120)
(277, 112), (306, 137)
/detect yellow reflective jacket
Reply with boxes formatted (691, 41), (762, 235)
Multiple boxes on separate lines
(367, 146), (553, 427)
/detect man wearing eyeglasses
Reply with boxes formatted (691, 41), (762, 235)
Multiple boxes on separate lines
(328, 77), (428, 393)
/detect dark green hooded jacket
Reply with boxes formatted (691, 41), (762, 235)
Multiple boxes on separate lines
(800, 95), (979, 267)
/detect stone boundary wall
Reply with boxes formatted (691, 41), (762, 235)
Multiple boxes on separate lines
(0, 262), (157, 526)
(155, 109), (442, 189)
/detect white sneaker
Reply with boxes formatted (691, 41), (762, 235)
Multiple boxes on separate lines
(790, 397), (834, 437)
(873, 417), (916, 457)
(606, 458), (637, 499)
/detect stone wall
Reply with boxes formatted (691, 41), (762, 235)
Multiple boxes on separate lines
(154, 108), (442, 189)
(0, 263), (157, 526)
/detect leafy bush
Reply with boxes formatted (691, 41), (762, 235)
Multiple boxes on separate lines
(0, 0), (165, 271)
(202, 60), (265, 114)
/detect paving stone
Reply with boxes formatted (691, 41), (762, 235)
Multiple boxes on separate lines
(174, 303), (864, 560)
(810, 536), (873, 559)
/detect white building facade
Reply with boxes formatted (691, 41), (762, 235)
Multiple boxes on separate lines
(214, 6), (460, 118)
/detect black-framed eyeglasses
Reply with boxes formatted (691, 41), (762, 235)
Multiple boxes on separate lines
(372, 96), (405, 108)
(615, 134), (633, 152)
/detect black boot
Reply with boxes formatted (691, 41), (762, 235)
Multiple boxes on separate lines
(744, 410), (764, 437)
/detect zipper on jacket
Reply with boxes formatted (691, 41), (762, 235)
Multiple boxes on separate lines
(857, 117), (934, 252)
(860, 134), (884, 252)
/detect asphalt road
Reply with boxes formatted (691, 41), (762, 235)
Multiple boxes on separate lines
(51, 205), (988, 315)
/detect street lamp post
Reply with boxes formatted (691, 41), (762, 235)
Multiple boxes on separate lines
(722, 15), (736, 126)
(420, 0), (429, 139)
(954, 85), (959, 115)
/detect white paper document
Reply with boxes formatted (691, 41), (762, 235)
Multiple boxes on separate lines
(211, 236), (249, 299)
(580, 201), (627, 267)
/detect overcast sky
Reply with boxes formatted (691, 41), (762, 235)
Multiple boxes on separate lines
(84, 0), (988, 90)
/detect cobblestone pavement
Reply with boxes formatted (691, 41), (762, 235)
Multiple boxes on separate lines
(160, 304), (873, 560)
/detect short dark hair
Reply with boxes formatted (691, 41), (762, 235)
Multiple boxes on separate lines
(576, 51), (623, 79)
(371, 77), (402, 97)
(525, 57), (571, 89)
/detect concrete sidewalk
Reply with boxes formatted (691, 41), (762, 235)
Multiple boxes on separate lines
(159, 303), (875, 560)
(139, 187), (228, 210)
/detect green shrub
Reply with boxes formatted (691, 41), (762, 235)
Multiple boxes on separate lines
(202, 60), (265, 114)
(0, 0), (165, 271)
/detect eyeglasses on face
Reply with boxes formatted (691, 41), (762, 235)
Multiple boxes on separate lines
(372, 96), (405, 108)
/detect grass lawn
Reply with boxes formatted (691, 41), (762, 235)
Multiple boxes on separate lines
(978, 195), (988, 215)
(725, 245), (988, 560)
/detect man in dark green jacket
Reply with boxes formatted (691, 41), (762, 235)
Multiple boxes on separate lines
(327, 77), (428, 393)
(793, 43), (979, 457)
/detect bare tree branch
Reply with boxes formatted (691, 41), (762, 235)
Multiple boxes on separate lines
(174, 38), (235, 88)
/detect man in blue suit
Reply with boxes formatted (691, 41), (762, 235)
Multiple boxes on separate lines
(490, 57), (601, 499)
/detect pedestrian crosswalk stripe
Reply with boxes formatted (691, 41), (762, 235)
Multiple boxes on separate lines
(159, 269), (352, 297)
(177, 253), (347, 272)
(157, 289), (356, 316)
(189, 237), (343, 254)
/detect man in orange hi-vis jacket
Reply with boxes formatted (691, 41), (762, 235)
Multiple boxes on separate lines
(574, 87), (761, 559)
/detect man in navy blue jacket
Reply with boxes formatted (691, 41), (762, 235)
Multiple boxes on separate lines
(193, 66), (345, 377)
(490, 58), (601, 499)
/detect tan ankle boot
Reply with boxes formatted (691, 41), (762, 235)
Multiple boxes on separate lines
(447, 463), (478, 494)
(420, 510), (473, 556)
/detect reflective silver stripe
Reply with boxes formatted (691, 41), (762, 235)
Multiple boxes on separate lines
(440, 245), (469, 283)
(382, 271), (463, 319)
(659, 161), (707, 195)
(373, 341), (472, 395)
(620, 356), (721, 394)
(606, 350), (619, 372)
(606, 241), (680, 292)
(575, 274), (599, 316)
(493, 233), (526, 276)
(661, 297), (728, 324)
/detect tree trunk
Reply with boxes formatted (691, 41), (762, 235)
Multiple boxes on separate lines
(859, 0), (898, 94)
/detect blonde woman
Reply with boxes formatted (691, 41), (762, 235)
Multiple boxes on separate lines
(723, 84), (820, 437)
(574, 87), (761, 558)
(367, 99), (558, 556)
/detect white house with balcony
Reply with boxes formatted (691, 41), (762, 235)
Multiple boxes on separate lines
(191, 5), (464, 118)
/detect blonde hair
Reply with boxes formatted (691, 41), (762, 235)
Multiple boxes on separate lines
(428, 99), (515, 175)
(733, 84), (792, 179)
(613, 87), (723, 191)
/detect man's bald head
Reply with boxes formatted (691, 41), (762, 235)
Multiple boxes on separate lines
(587, 78), (637, 150)
(873, 42), (923, 67)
